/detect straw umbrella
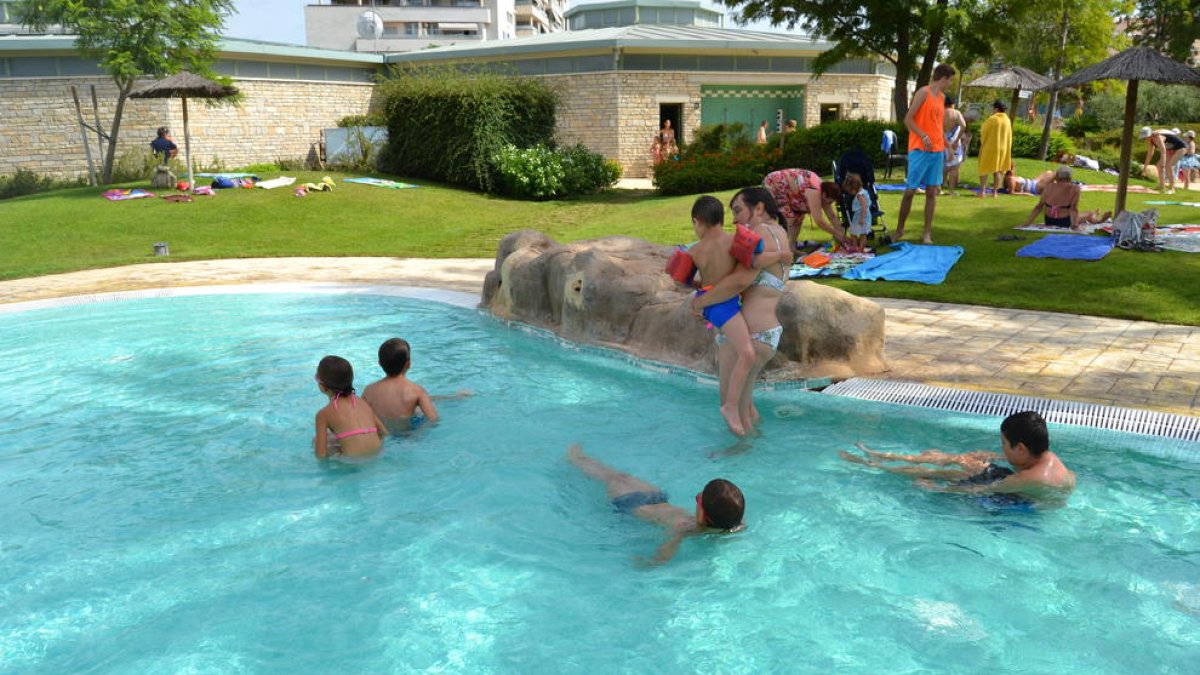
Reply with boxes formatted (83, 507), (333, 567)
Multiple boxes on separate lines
(130, 72), (239, 193)
(965, 66), (1054, 122)
(1055, 47), (1200, 215)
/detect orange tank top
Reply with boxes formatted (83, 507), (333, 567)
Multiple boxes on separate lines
(908, 87), (946, 152)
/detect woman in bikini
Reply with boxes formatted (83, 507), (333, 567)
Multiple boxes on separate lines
(313, 355), (387, 459)
(1004, 169), (1055, 196)
(1021, 165), (1110, 231)
(1141, 126), (1189, 194)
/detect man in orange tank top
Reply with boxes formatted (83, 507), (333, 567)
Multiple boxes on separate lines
(895, 63), (956, 244)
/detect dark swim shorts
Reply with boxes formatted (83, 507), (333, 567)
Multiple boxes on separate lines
(956, 463), (1034, 510)
(611, 490), (669, 514)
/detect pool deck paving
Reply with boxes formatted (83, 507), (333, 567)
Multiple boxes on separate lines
(2, 256), (1196, 418)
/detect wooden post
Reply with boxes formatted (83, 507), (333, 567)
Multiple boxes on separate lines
(70, 86), (98, 186)
(182, 96), (194, 194)
(1115, 79), (1138, 217)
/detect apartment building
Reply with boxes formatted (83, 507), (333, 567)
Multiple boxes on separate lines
(305, 0), (564, 53)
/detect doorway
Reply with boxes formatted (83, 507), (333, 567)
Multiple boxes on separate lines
(820, 103), (842, 124)
(659, 103), (682, 145)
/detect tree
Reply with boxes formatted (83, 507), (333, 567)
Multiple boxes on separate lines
(1130, 0), (1200, 63)
(15, 1), (234, 183)
(994, 0), (1130, 158)
(721, 0), (1026, 119)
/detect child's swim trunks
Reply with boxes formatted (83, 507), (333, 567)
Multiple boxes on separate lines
(611, 490), (669, 514)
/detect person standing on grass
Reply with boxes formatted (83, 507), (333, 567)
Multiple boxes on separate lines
(978, 101), (1013, 199)
(942, 95), (966, 196)
(895, 63), (955, 244)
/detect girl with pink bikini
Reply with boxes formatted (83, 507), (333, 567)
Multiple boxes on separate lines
(313, 355), (387, 459)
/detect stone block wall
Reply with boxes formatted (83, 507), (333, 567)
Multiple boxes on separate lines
(0, 77), (378, 179)
(805, 74), (896, 125)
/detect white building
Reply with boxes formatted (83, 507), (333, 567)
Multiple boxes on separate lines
(305, 0), (565, 53)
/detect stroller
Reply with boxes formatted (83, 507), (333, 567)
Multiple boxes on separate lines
(832, 147), (889, 244)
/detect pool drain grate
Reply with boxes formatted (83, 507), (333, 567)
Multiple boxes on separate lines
(821, 378), (1200, 442)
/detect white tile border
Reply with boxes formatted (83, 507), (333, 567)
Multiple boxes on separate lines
(0, 282), (481, 315)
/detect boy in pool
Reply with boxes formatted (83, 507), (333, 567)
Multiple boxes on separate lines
(568, 444), (745, 565)
(839, 411), (1075, 507)
(362, 338), (456, 433)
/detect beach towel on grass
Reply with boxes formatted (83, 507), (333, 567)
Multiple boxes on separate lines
(842, 242), (962, 284)
(789, 252), (874, 278)
(256, 176), (296, 190)
(1014, 222), (1105, 234)
(1145, 200), (1200, 208)
(875, 184), (910, 192)
(102, 188), (154, 201)
(344, 177), (420, 189)
(1080, 184), (1157, 193)
(1017, 234), (1114, 260)
(196, 172), (259, 179)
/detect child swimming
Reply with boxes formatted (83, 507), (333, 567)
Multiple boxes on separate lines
(313, 355), (387, 459)
(840, 411), (1075, 508)
(568, 444), (745, 565)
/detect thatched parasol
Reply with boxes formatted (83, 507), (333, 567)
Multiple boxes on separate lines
(130, 72), (239, 193)
(965, 67), (1054, 122)
(1056, 47), (1200, 214)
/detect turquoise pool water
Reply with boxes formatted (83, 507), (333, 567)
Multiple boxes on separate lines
(1, 291), (1197, 673)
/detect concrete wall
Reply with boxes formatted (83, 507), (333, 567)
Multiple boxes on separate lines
(0, 76), (377, 179)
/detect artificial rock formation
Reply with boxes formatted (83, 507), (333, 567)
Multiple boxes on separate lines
(481, 230), (888, 380)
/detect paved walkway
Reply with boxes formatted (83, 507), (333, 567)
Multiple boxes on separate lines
(2, 257), (1196, 417)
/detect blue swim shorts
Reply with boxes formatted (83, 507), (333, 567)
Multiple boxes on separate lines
(699, 293), (741, 328)
(906, 149), (945, 190)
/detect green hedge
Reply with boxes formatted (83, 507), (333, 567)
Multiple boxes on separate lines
(780, 119), (906, 173)
(377, 67), (556, 192)
(965, 119), (1075, 160)
(653, 145), (783, 196)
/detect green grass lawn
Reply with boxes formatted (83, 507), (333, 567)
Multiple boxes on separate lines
(2, 159), (1198, 325)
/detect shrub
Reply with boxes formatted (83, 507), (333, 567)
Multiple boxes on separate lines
(492, 144), (620, 200)
(378, 66), (556, 192)
(965, 119), (1075, 159)
(685, 123), (753, 157)
(337, 113), (387, 128)
(653, 145), (783, 195)
(1062, 113), (1102, 139)
(0, 169), (85, 201)
(780, 119), (906, 173)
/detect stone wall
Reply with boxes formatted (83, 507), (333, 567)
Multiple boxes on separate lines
(0, 77), (378, 179)
(2, 69), (892, 181)
(545, 71), (894, 179)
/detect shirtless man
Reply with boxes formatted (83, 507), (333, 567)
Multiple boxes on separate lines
(840, 411), (1076, 508)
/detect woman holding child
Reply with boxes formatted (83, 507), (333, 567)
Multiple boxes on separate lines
(691, 188), (791, 435)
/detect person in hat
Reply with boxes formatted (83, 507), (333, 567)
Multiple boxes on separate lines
(978, 101), (1013, 199)
(1140, 126), (1188, 194)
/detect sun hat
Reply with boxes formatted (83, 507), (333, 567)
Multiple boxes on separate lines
(1171, 128), (1181, 135)
(1055, 165), (1072, 180)
(1138, 126), (1152, 139)
(1186, 130), (1196, 138)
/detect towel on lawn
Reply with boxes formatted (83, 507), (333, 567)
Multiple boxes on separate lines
(842, 242), (962, 284)
(1017, 234), (1114, 260)
(256, 176), (296, 189)
(1080, 184), (1157, 193)
(344, 177), (421, 189)
(102, 188), (155, 201)
(1145, 200), (1200, 207)
(875, 184), (911, 192)
(1014, 222), (1105, 234)
(789, 252), (874, 278)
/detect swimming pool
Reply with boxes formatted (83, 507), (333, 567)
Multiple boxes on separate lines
(1, 289), (1197, 673)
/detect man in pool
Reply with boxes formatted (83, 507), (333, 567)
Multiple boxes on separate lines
(839, 411), (1075, 507)
(568, 444), (745, 565)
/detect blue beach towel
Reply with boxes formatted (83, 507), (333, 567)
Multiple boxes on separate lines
(843, 242), (963, 284)
(875, 184), (911, 192)
(1016, 234), (1114, 261)
(344, 177), (421, 189)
